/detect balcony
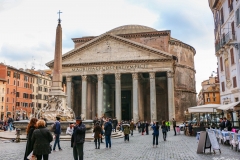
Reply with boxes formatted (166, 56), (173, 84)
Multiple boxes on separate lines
(225, 31), (236, 44)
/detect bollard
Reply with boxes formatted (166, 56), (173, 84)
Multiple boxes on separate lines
(15, 128), (21, 143)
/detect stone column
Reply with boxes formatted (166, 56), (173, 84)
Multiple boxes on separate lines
(167, 71), (175, 120)
(132, 73), (139, 123)
(87, 77), (92, 119)
(81, 75), (87, 120)
(115, 73), (121, 122)
(66, 76), (72, 109)
(97, 74), (103, 118)
(91, 80), (96, 118)
(150, 72), (157, 122)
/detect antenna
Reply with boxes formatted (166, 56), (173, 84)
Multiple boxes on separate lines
(31, 56), (35, 70)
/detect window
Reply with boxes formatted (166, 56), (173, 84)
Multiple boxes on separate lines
(24, 75), (28, 82)
(207, 93), (210, 97)
(16, 92), (19, 97)
(220, 57), (223, 71)
(38, 78), (42, 84)
(221, 7), (224, 24)
(235, 97), (239, 102)
(38, 94), (42, 99)
(207, 98), (210, 102)
(1, 97), (3, 102)
(17, 73), (20, 79)
(17, 81), (19, 86)
(13, 98), (14, 103)
(230, 48), (235, 64)
(13, 72), (17, 78)
(228, 0), (233, 13)
(38, 86), (42, 91)
(222, 82), (225, 92)
(7, 71), (11, 77)
(7, 88), (9, 94)
(14, 80), (16, 85)
(213, 98), (216, 102)
(7, 97), (8, 102)
(16, 102), (20, 106)
(7, 79), (9, 84)
(44, 88), (48, 92)
(213, 92), (215, 97)
(231, 21), (235, 39)
(233, 76), (237, 88)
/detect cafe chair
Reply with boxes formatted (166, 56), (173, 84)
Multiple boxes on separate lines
(229, 133), (234, 150)
(233, 134), (239, 152)
(215, 131), (219, 142)
(219, 133), (223, 144)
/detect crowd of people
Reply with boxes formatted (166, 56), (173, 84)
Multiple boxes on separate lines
(13, 115), (177, 160)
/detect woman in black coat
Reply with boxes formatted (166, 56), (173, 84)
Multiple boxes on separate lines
(32, 120), (53, 160)
(24, 118), (38, 160)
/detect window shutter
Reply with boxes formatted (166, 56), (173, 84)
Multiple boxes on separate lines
(220, 57), (223, 71)
(221, 8), (224, 24)
(230, 48), (235, 64)
(233, 76), (237, 88)
(236, 9), (240, 25)
(222, 82), (225, 92)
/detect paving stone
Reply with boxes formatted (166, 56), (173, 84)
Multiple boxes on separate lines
(0, 130), (239, 160)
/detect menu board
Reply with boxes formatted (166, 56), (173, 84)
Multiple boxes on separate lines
(208, 131), (220, 150)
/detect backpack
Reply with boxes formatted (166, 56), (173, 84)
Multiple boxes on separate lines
(51, 123), (56, 132)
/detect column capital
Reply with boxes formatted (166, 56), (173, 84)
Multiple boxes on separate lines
(149, 72), (155, 79)
(81, 75), (87, 81)
(97, 74), (103, 81)
(115, 73), (121, 80)
(132, 73), (139, 80)
(66, 76), (72, 82)
(167, 71), (174, 78)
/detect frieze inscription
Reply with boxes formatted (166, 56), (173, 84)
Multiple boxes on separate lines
(71, 64), (147, 72)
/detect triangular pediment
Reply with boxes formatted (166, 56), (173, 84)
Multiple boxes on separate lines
(46, 34), (172, 67)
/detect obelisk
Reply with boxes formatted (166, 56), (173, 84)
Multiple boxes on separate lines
(49, 11), (65, 96)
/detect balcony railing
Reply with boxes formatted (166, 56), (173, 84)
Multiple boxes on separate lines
(215, 31), (236, 52)
(225, 31), (236, 44)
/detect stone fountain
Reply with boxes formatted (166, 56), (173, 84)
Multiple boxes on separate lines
(14, 16), (93, 135)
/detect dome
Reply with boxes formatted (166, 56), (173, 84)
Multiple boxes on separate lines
(107, 25), (157, 35)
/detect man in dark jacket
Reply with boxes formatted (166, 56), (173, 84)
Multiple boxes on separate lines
(53, 116), (62, 151)
(145, 121), (149, 135)
(223, 117), (232, 131)
(172, 118), (177, 136)
(72, 116), (86, 160)
(104, 117), (112, 148)
(219, 118), (225, 131)
(141, 121), (145, 135)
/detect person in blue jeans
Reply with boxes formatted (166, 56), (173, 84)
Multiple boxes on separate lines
(104, 118), (112, 148)
(7, 116), (13, 132)
(151, 121), (159, 147)
(53, 116), (62, 151)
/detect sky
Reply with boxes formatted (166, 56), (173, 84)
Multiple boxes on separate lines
(0, 0), (216, 94)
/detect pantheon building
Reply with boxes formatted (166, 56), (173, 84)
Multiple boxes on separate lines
(46, 25), (197, 122)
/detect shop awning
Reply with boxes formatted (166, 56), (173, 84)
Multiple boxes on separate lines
(217, 101), (240, 111)
(187, 104), (221, 113)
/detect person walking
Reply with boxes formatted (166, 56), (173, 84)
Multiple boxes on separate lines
(137, 121), (141, 133)
(130, 121), (134, 136)
(141, 121), (145, 135)
(112, 117), (118, 132)
(161, 120), (168, 141)
(93, 122), (102, 149)
(166, 120), (170, 131)
(104, 117), (112, 149)
(53, 116), (62, 151)
(72, 116), (86, 160)
(123, 122), (130, 142)
(145, 121), (149, 135)
(24, 118), (38, 160)
(32, 120), (53, 160)
(152, 121), (159, 147)
(172, 118), (177, 136)
(7, 115), (13, 132)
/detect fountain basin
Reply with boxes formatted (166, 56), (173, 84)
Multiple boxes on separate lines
(14, 120), (93, 135)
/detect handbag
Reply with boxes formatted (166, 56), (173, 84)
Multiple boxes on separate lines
(99, 134), (102, 138)
(39, 129), (52, 152)
(27, 151), (37, 160)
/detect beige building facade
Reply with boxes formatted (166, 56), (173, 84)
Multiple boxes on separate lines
(46, 25), (197, 122)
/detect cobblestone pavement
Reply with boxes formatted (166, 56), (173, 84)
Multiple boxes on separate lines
(0, 130), (239, 160)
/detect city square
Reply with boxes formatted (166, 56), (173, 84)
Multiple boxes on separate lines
(0, 130), (239, 160)
(1, 0), (240, 160)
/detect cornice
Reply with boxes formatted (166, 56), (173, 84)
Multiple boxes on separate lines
(169, 40), (196, 55)
(175, 64), (196, 73)
(72, 36), (96, 43)
(175, 88), (197, 94)
(118, 30), (171, 38)
(59, 59), (173, 68)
